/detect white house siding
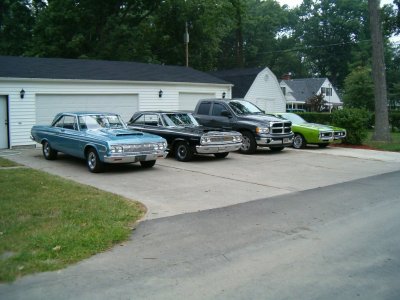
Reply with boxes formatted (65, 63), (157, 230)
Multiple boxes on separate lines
(318, 78), (341, 105)
(0, 78), (230, 148)
(178, 92), (217, 111)
(244, 68), (286, 113)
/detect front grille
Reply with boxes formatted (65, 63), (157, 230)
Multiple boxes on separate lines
(209, 136), (234, 143)
(122, 144), (155, 153)
(271, 121), (291, 134)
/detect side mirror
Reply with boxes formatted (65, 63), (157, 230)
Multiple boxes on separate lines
(221, 110), (232, 118)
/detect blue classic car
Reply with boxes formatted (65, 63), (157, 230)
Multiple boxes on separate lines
(31, 112), (167, 172)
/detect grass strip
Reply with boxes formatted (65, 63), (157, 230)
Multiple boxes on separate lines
(364, 131), (400, 152)
(0, 168), (146, 282)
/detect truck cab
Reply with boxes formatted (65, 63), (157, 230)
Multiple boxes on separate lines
(193, 98), (294, 154)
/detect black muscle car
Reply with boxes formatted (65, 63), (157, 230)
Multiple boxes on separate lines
(127, 111), (242, 161)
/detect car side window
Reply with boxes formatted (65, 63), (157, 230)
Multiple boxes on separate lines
(54, 116), (64, 128)
(63, 116), (77, 130)
(132, 114), (160, 126)
(197, 103), (211, 115)
(211, 103), (226, 116)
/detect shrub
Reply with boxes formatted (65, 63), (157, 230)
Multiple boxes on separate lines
(331, 108), (371, 144)
(389, 111), (400, 132)
(297, 112), (332, 124)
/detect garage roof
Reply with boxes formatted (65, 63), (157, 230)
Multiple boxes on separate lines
(0, 55), (229, 85)
(209, 68), (263, 97)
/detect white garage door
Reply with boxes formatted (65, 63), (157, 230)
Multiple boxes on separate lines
(179, 92), (216, 111)
(36, 94), (138, 125)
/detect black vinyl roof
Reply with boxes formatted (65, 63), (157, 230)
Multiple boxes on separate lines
(209, 68), (263, 98)
(0, 56), (229, 85)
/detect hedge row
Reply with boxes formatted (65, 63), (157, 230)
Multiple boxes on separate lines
(298, 111), (400, 130)
(297, 110), (400, 144)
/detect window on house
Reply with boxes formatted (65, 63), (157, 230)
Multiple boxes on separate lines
(321, 87), (332, 96)
(281, 87), (286, 95)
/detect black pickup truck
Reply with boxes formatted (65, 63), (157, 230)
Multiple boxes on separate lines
(193, 98), (294, 154)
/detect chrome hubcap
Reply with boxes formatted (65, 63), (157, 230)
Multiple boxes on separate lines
(293, 135), (302, 148)
(178, 145), (187, 158)
(88, 152), (96, 169)
(241, 136), (250, 151)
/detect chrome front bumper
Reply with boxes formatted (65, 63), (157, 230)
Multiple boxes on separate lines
(257, 136), (293, 146)
(103, 151), (165, 164)
(196, 142), (242, 154)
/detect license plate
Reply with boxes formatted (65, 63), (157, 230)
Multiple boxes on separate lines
(283, 138), (291, 143)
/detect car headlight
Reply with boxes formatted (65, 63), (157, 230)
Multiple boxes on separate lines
(154, 142), (167, 150)
(110, 145), (123, 153)
(256, 127), (270, 134)
(233, 135), (242, 142)
(201, 136), (212, 145)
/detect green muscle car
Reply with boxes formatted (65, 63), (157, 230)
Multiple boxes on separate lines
(269, 113), (346, 149)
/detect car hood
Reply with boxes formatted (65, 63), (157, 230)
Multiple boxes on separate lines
(239, 114), (290, 125)
(294, 122), (335, 131)
(88, 129), (165, 143)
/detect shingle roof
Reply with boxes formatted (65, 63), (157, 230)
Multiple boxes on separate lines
(0, 56), (229, 84)
(209, 68), (264, 98)
(281, 78), (326, 102)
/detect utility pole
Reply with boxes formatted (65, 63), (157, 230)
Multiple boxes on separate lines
(184, 22), (189, 67)
(368, 0), (391, 141)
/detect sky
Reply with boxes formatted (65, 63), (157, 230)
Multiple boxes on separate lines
(276, 0), (400, 44)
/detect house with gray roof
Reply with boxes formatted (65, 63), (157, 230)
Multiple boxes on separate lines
(279, 77), (342, 112)
(0, 56), (231, 148)
(210, 67), (286, 113)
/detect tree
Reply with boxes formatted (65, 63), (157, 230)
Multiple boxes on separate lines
(368, 0), (391, 141)
(0, 0), (35, 55)
(305, 93), (326, 112)
(343, 66), (374, 111)
(293, 0), (369, 88)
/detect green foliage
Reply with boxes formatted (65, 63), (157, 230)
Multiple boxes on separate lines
(343, 66), (374, 111)
(298, 112), (332, 124)
(332, 108), (372, 145)
(0, 168), (145, 282)
(389, 111), (400, 131)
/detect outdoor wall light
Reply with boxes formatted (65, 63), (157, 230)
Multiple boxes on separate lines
(222, 92), (226, 99)
(159, 90), (163, 98)
(20, 89), (25, 99)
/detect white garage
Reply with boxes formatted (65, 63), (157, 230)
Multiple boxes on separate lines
(178, 92), (216, 111)
(36, 94), (139, 125)
(0, 56), (232, 148)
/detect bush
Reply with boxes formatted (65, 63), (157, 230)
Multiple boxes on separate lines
(389, 112), (400, 132)
(331, 108), (372, 145)
(297, 112), (332, 124)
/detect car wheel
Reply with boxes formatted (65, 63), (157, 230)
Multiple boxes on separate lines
(175, 142), (193, 162)
(293, 133), (306, 149)
(239, 131), (256, 154)
(214, 152), (229, 159)
(86, 148), (104, 173)
(42, 141), (57, 160)
(318, 143), (329, 148)
(269, 147), (284, 152)
(140, 160), (156, 168)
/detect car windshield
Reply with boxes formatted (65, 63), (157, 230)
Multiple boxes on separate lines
(228, 100), (264, 115)
(279, 113), (307, 124)
(162, 113), (199, 127)
(79, 114), (126, 130)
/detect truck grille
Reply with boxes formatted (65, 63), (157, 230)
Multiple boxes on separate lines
(271, 121), (292, 134)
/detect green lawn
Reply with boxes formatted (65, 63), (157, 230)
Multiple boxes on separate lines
(0, 162), (146, 282)
(0, 156), (20, 167)
(363, 131), (400, 152)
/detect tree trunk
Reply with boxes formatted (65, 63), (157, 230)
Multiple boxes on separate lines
(368, 0), (391, 141)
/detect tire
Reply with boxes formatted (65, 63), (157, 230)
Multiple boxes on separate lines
(140, 160), (156, 168)
(86, 148), (104, 173)
(269, 146), (284, 152)
(214, 152), (229, 159)
(42, 141), (57, 160)
(293, 133), (306, 149)
(239, 131), (257, 154)
(174, 142), (193, 162)
(318, 143), (329, 148)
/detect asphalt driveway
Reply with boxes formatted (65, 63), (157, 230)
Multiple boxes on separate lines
(3, 146), (400, 219)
